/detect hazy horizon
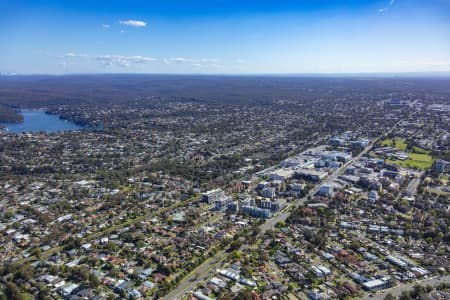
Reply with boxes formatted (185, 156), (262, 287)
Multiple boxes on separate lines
(2, 72), (450, 78)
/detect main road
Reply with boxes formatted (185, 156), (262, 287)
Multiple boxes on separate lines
(163, 129), (390, 300)
(261, 130), (384, 232)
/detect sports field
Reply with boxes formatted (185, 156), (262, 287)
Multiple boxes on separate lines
(381, 138), (434, 170)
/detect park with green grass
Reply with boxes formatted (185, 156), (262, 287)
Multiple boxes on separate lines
(380, 138), (434, 170)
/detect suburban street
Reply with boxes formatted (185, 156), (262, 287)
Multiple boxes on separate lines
(163, 130), (388, 300)
(360, 275), (450, 300)
(3, 2), (450, 299)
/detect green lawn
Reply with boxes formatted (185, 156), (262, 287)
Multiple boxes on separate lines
(381, 138), (433, 170)
(412, 146), (429, 154)
(381, 138), (407, 151)
(387, 153), (434, 170)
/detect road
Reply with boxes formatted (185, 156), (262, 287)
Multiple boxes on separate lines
(163, 250), (229, 300)
(405, 176), (421, 196)
(360, 274), (450, 300)
(163, 130), (388, 300)
(262, 132), (385, 232)
(15, 195), (201, 264)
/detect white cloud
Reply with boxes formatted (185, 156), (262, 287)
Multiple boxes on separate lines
(58, 53), (223, 69)
(379, 0), (395, 13)
(170, 57), (192, 63)
(119, 20), (147, 27)
(95, 55), (156, 67)
(102, 24), (110, 28)
(62, 53), (88, 58)
(163, 57), (220, 65)
(58, 61), (76, 67)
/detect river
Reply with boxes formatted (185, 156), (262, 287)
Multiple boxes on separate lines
(0, 109), (83, 133)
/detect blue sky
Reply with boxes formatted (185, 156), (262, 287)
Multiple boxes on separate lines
(0, 0), (449, 74)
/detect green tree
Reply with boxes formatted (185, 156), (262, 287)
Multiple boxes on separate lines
(384, 294), (395, 300)
(229, 240), (242, 251)
(399, 290), (412, 300)
(4, 282), (24, 300)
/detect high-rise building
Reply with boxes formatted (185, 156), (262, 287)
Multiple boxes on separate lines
(435, 159), (447, 173)
(202, 189), (225, 203)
